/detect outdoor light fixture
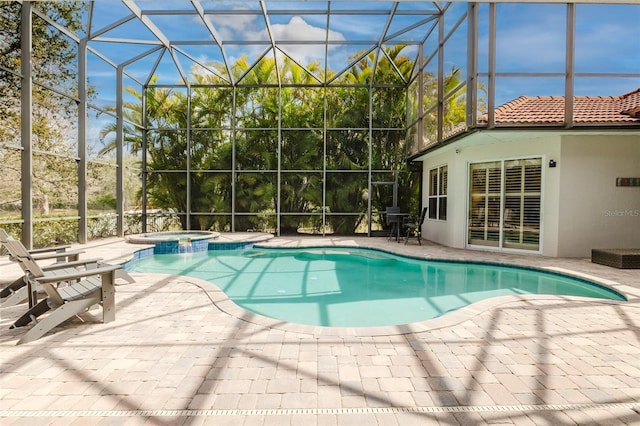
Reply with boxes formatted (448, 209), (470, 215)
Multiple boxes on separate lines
(549, 159), (557, 168)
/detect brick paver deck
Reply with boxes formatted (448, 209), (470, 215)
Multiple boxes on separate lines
(1, 235), (639, 425)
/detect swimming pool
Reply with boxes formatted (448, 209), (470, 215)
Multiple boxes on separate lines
(127, 247), (625, 327)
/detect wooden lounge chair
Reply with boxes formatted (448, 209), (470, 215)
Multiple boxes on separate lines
(1, 235), (122, 344)
(1, 229), (86, 263)
(0, 229), (101, 309)
(1, 258), (104, 309)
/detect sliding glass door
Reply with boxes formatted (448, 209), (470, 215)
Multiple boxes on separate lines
(468, 158), (542, 251)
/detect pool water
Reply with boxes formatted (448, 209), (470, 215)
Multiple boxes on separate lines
(127, 247), (625, 327)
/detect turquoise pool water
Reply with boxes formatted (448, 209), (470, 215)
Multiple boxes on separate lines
(128, 247), (625, 327)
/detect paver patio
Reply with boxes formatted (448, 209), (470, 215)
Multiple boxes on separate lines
(1, 235), (639, 425)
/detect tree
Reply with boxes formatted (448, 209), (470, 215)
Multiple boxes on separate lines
(0, 2), (87, 228)
(325, 45), (418, 234)
(278, 56), (325, 233)
(100, 45), (431, 235)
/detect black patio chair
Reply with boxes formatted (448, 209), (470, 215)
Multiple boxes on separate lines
(385, 206), (401, 241)
(403, 207), (428, 245)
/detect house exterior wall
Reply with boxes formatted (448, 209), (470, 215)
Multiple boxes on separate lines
(558, 134), (640, 257)
(418, 134), (561, 256)
(417, 131), (639, 258)
(420, 149), (455, 247)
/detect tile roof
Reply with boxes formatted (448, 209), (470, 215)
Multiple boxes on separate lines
(479, 88), (640, 125)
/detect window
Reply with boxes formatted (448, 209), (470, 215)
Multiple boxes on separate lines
(503, 159), (542, 249)
(428, 165), (447, 220)
(468, 158), (542, 251)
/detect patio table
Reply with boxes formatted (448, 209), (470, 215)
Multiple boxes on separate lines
(387, 212), (409, 242)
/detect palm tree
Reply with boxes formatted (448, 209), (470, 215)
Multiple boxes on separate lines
(99, 47), (425, 234)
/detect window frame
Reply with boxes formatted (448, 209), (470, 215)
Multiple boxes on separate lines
(466, 157), (543, 252)
(428, 164), (448, 221)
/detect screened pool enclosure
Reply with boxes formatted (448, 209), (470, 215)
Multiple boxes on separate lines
(1, 1), (638, 248)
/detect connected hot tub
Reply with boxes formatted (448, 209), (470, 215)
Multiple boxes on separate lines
(127, 231), (220, 254)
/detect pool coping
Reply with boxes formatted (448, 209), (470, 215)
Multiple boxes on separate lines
(126, 230), (221, 244)
(123, 239), (630, 337)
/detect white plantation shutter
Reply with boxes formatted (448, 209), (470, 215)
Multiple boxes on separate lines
(468, 161), (501, 246)
(468, 158), (542, 251)
(439, 166), (448, 220)
(503, 159), (541, 249)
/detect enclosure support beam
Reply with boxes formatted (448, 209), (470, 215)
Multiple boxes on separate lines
(368, 50), (374, 219)
(141, 88), (148, 234)
(21, 2), (33, 249)
(466, 3), (478, 128)
(323, 86), (328, 237)
(186, 88), (192, 231)
(78, 38), (88, 244)
(231, 88), (237, 234)
(436, 11), (444, 143)
(417, 44), (424, 153)
(116, 65), (125, 237)
(276, 84), (282, 237)
(487, 3), (496, 128)
(564, 3), (575, 128)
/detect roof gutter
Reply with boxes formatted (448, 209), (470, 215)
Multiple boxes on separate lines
(406, 124), (640, 162)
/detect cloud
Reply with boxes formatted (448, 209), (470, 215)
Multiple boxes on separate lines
(203, 14), (347, 69)
(271, 17), (346, 67)
(204, 6), (261, 41)
(272, 16), (339, 43)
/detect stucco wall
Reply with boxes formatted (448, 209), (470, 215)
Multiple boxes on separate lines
(418, 131), (639, 257)
(558, 134), (640, 257)
(419, 132), (562, 256)
(420, 149), (456, 247)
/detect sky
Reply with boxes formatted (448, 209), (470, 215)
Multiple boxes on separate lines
(53, 0), (640, 151)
